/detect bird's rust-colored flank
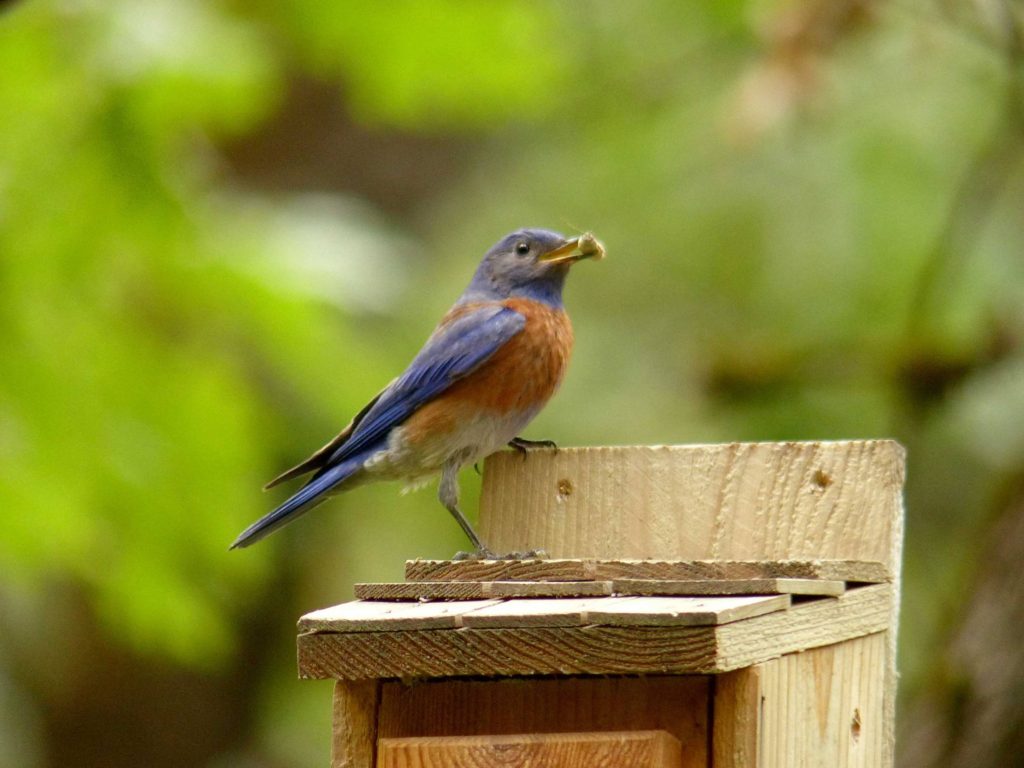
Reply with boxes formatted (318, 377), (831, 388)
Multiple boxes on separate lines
(453, 298), (572, 411)
(403, 299), (573, 442)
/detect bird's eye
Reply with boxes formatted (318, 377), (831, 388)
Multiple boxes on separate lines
(514, 242), (530, 256)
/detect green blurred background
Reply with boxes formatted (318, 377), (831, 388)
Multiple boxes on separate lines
(2, 0), (1024, 765)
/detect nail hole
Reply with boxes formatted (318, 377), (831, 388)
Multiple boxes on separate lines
(557, 478), (573, 497)
(813, 469), (833, 489)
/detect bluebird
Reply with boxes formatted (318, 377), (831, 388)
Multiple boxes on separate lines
(230, 228), (604, 557)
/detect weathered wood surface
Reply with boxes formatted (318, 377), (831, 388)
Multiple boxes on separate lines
(404, 558), (889, 584)
(355, 576), (844, 601)
(478, 442), (904, 568)
(374, 675), (706, 768)
(378, 730), (683, 768)
(713, 633), (887, 768)
(299, 594), (791, 633)
(299, 599), (500, 633)
(713, 664), (761, 768)
(331, 680), (378, 768)
(354, 580), (613, 601)
(460, 594), (790, 629)
(298, 583), (889, 679)
(613, 577), (846, 597)
(475, 440), (904, 766)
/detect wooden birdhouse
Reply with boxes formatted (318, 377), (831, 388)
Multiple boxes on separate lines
(297, 441), (904, 767)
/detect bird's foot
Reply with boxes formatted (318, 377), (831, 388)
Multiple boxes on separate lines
(451, 548), (548, 561)
(508, 437), (558, 455)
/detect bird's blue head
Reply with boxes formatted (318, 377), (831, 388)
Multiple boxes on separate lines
(460, 228), (605, 307)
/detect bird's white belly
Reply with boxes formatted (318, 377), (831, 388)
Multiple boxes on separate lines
(362, 407), (540, 485)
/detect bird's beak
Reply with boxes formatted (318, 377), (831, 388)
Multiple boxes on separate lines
(539, 232), (606, 265)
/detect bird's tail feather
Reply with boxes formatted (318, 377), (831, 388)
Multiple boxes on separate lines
(230, 456), (365, 549)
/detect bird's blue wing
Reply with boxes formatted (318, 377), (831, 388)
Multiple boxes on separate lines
(230, 304), (526, 550)
(319, 304), (526, 468)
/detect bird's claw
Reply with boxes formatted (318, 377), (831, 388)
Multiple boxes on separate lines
(508, 437), (558, 456)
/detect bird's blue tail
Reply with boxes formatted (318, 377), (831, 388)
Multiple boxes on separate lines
(229, 455), (366, 549)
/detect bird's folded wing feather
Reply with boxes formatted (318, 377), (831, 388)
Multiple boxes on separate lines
(269, 304), (527, 487)
(262, 385), (389, 490)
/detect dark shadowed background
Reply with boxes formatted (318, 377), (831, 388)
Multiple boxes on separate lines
(2, 1), (1024, 766)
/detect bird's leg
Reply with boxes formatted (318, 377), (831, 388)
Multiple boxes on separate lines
(439, 457), (546, 561)
(508, 437), (558, 453)
(439, 458), (495, 558)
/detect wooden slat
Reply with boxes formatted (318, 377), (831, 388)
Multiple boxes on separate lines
(489, 580), (612, 598)
(353, 577), (843, 601)
(331, 680), (378, 768)
(593, 560), (887, 583)
(404, 558), (888, 584)
(758, 633), (887, 768)
(378, 730), (683, 768)
(377, 675), (708, 768)
(613, 578), (846, 597)
(303, 594), (790, 633)
(405, 558), (590, 582)
(298, 583), (890, 679)
(354, 580), (612, 601)
(584, 594), (791, 627)
(355, 581), (489, 600)
(713, 666), (761, 768)
(478, 442), (904, 569)
(298, 599), (500, 632)
(459, 597), (627, 628)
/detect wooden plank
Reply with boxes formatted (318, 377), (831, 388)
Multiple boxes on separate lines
(757, 633), (887, 768)
(593, 560), (887, 583)
(613, 578), (846, 597)
(354, 580), (612, 601)
(355, 581), (489, 600)
(377, 675), (708, 768)
(306, 594), (790, 632)
(405, 558), (590, 582)
(489, 580), (612, 598)
(459, 597), (627, 628)
(378, 730), (683, 768)
(298, 599), (500, 632)
(298, 583), (890, 679)
(331, 680), (378, 768)
(478, 442), (904, 570)
(713, 667), (761, 768)
(584, 594), (791, 627)
(404, 558), (888, 584)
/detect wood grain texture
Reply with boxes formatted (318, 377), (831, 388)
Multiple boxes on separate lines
(759, 633), (886, 768)
(404, 558), (888, 584)
(612, 578), (846, 597)
(377, 676), (707, 768)
(404, 559), (590, 582)
(478, 442), (904, 567)
(354, 580), (613, 601)
(455, 594), (789, 629)
(582, 594), (790, 627)
(713, 666), (761, 768)
(299, 599), (500, 632)
(477, 440), (905, 765)
(712, 634), (887, 768)
(331, 680), (379, 768)
(298, 584), (889, 679)
(378, 730), (683, 768)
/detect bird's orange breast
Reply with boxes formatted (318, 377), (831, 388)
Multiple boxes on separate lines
(450, 298), (574, 412)
(405, 299), (574, 440)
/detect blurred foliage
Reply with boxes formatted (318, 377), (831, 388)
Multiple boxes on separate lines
(1, 0), (1023, 766)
